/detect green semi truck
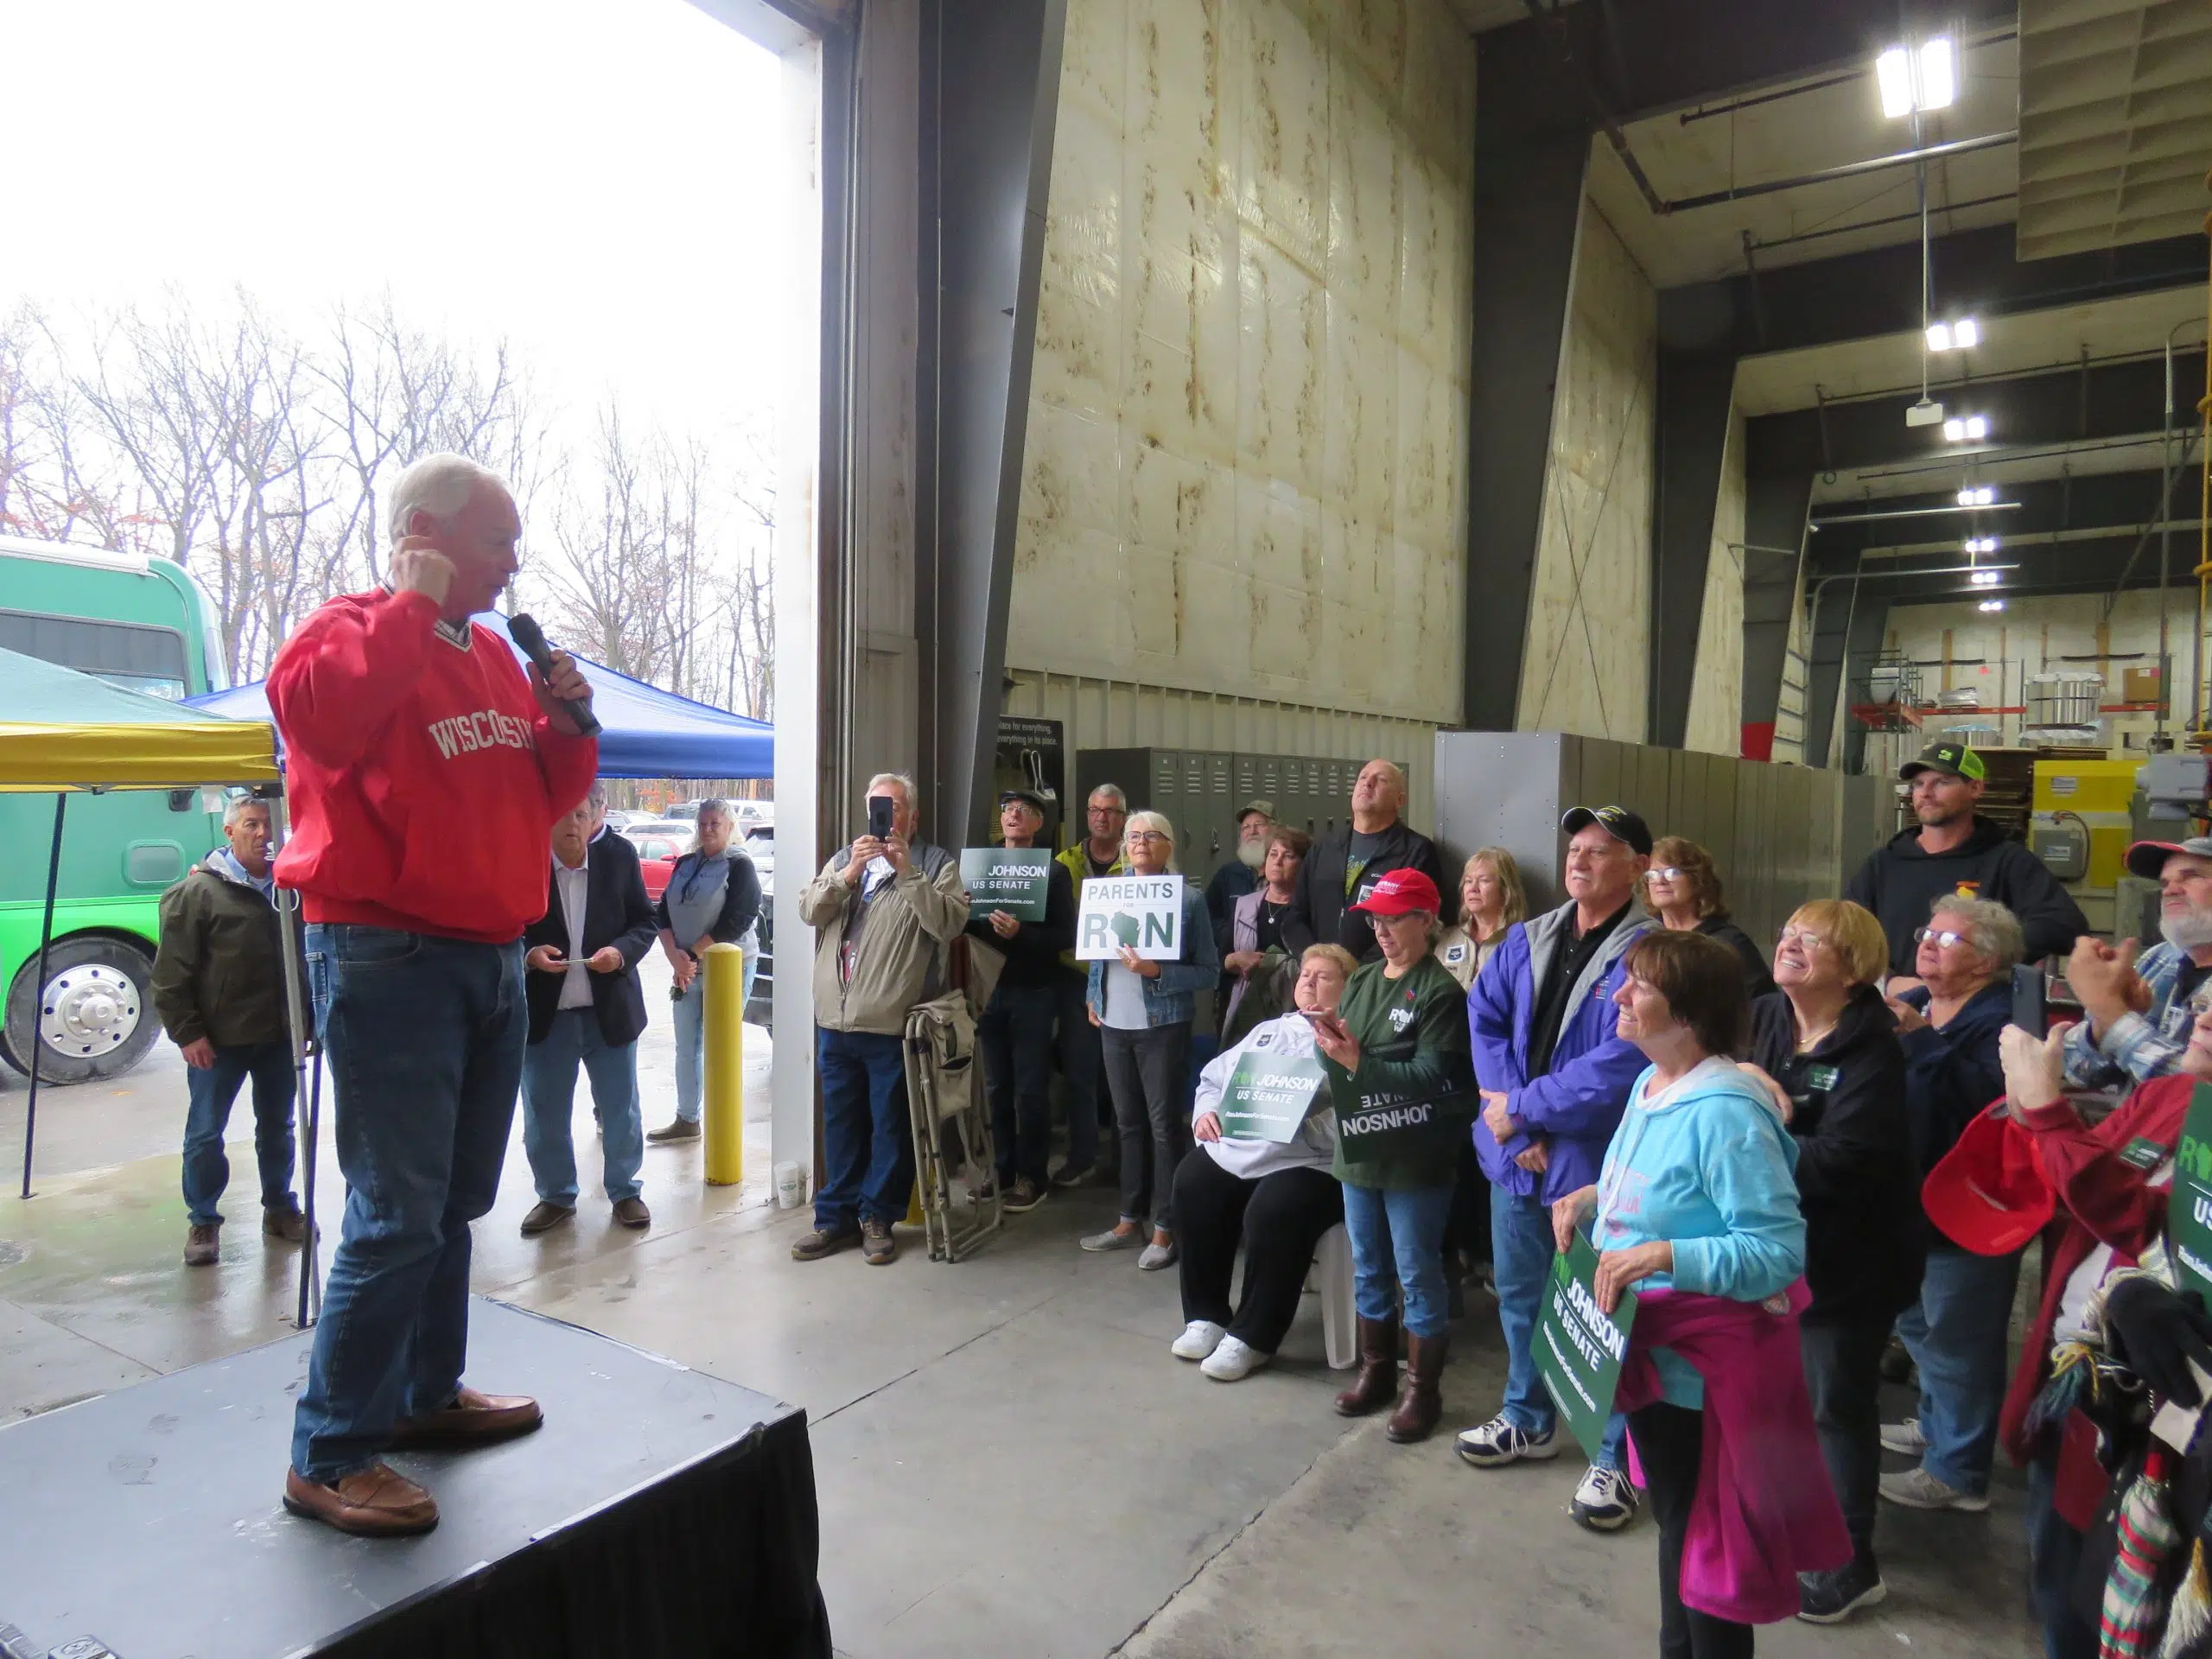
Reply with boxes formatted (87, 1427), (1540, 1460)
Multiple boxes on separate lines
(0, 534), (232, 1082)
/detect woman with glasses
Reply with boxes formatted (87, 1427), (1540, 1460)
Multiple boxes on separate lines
(1643, 836), (1776, 1002)
(1878, 895), (2021, 1517)
(1433, 847), (1526, 993)
(1745, 899), (1920, 1626)
(1080, 810), (1219, 1269)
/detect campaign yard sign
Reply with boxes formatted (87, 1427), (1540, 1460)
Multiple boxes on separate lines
(1534, 1229), (1638, 1464)
(1219, 1052), (1328, 1142)
(1076, 874), (1185, 962)
(2171, 1084), (2212, 1301)
(960, 848), (1052, 922)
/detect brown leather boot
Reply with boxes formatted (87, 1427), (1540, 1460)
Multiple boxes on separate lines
(1386, 1331), (1449, 1442)
(1333, 1316), (1400, 1416)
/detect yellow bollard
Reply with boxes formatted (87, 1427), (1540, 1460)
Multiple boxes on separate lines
(701, 942), (745, 1186)
(906, 1181), (925, 1228)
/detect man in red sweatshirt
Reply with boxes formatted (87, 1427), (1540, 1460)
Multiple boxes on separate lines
(272, 452), (598, 1537)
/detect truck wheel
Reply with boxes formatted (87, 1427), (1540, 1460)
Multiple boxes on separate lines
(3, 939), (160, 1084)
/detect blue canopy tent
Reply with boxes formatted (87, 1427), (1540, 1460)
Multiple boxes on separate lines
(188, 613), (773, 779)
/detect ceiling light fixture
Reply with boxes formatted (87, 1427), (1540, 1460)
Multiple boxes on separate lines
(1927, 317), (1980, 352)
(1878, 37), (1958, 118)
(1970, 569), (2000, 587)
(1965, 536), (2000, 554)
(1942, 415), (1990, 442)
(1957, 486), (1998, 506)
(1977, 599), (2005, 612)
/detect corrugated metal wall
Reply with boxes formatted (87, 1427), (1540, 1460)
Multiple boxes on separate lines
(1003, 669), (1440, 832)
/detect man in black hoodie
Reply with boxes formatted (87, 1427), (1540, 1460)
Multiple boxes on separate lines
(1281, 759), (1444, 965)
(1845, 742), (2085, 984)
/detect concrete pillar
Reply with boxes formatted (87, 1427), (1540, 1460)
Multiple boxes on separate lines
(1649, 346), (1737, 747)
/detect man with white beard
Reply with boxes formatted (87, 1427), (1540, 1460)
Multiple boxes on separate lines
(2063, 836), (2212, 1087)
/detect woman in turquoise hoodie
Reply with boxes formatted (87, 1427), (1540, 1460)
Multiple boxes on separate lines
(1553, 930), (1805, 1659)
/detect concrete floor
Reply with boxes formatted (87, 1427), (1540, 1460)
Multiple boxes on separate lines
(0, 962), (2040, 1657)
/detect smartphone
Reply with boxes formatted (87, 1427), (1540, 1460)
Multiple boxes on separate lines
(868, 794), (895, 839)
(2011, 963), (2047, 1039)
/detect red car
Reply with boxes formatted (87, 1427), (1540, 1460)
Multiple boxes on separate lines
(623, 831), (687, 901)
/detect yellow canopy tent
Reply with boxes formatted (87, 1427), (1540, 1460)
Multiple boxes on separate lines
(0, 648), (291, 1238)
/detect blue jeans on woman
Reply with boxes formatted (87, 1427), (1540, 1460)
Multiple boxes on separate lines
(1895, 1243), (2024, 1496)
(671, 944), (759, 1126)
(181, 1038), (298, 1225)
(290, 925), (525, 1483)
(1341, 1183), (1456, 1338)
(1492, 1188), (1628, 1468)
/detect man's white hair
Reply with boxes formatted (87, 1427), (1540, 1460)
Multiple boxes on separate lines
(867, 772), (918, 805)
(387, 452), (508, 545)
(1088, 783), (1128, 810)
(224, 794), (270, 828)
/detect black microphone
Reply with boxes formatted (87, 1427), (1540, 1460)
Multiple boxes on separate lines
(507, 613), (602, 737)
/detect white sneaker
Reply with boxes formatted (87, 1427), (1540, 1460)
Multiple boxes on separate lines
(1571, 1463), (1641, 1532)
(1201, 1335), (1270, 1382)
(1879, 1465), (1989, 1513)
(1879, 1416), (1927, 1456)
(1455, 1414), (1562, 1467)
(1172, 1319), (1225, 1361)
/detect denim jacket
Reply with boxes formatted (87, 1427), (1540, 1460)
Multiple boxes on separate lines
(1085, 885), (1218, 1028)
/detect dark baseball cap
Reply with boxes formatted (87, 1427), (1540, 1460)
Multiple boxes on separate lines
(2126, 836), (2212, 881)
(1560, 804), (1654, 856)
(1236, 798), (1276, 822)
(1900, 741), (1986, 783)
(998, 789), (1049, 814)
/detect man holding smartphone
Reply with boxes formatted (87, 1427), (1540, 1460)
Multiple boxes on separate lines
(793, 772), (970, 1264)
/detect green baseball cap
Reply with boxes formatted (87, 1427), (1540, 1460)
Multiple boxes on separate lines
(1899, 741), (1986, 783)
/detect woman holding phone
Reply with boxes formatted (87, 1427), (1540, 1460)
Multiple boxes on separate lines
(1311, 867), (1474, 1443)
(1081, 810), (1219, 1270)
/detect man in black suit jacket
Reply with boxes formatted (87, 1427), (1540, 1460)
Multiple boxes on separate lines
(518, 798), (659, 1236)
(1281, 759), (1445, 965)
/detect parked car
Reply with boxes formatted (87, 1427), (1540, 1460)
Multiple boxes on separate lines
(599, 808), (645, 830)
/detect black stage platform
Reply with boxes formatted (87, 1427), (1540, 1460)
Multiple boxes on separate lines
(0, 1298), (830, 1657)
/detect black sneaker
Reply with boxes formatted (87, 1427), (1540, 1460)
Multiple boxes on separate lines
(1797, 1560), (1886, 1624)
(1049, 1160), (1095, 1190)
(1003, 1177), (1047, 1214)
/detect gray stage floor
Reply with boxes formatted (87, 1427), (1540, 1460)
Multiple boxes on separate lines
(0, 1012), (2037, 1658)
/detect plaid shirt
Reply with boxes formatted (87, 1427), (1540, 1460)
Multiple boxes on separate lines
(2062, 939), (2209, 1087)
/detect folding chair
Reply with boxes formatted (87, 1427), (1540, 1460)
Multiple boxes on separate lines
(903, 989), (1001, 1262)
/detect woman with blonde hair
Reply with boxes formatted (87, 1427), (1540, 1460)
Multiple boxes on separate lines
(1745, 899), (1919, 1625)
(1643, 836), (1774, 1002)
(1433, 847), (1525, 992)
(1080, 810), (1219, 1269)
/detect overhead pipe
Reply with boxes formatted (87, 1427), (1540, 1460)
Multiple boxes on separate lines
(1662, 131), (2018, 214)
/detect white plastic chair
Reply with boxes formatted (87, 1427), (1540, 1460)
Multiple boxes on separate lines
(1313, 1223), (1355, 1370)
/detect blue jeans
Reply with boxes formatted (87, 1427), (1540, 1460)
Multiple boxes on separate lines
(814, 1027), (912, 1231)
(521, 1007), (643, 1206)
(180, 1038), (297, 1225)
(1492, 1188), (1628, 1468)
(1896, 1243), (2024, 1494)
(1341, 1183), (1456, 1339)
(671, 955), (754, 1124)
(290, 925), (526, 1482)
(2027, 1452), (2097, 1659)
(979, 981), (1055, 1187)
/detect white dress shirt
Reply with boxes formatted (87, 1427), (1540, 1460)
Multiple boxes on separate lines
(552, 850), (593, 1010)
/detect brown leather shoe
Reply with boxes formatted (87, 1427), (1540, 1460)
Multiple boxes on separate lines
(1334, 1316), (1400, 1416)
(263, 1206), (308, 1243)
(861, 1216), (898, 1265)
(283, 1462), (438, 1536)
(1386, 1331), (1449, 1443)
(518, 1201), (575, 1237)
(183, 1223), (220, 1267)
(611, 1196), (651, 1230)
(387, 1386), (543, 1450)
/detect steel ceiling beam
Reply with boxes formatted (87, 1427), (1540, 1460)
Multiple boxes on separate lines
(1745, 350), (2206, 479)
(1805, 469), (2186, 560)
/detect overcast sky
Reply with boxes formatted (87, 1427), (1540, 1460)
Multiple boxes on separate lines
(7, 0), (787, 441)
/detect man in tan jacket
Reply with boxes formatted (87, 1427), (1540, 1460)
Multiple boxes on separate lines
(793, 772), (969, 1264)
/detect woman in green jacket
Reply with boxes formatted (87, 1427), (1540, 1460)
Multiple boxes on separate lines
(1310, 866), (1476, 1443)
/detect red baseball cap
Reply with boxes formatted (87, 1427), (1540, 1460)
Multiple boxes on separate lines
(1921, 1107), (2054, 1255)
(1351, 868), (1441, 918)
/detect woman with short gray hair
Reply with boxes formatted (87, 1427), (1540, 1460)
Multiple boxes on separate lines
(645, 798), (762, 1142)
(1878, 893), (2020, 1517)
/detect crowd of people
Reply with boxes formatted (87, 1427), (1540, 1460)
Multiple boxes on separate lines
(150, 454), (2212, 1657)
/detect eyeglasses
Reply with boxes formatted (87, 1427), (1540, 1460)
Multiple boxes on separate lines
(1777, 926), (1826, 950)
(1644, 867), (1683, 883)
(1126, 830), (1171, 843)
(1913, 927), (1971, 950)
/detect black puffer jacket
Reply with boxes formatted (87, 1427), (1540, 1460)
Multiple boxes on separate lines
(1749, 986), (1926, 1324)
